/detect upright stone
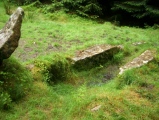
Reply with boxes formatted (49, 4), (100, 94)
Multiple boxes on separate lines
(0, 7), (24, 64)
(119, 50), (154, 74)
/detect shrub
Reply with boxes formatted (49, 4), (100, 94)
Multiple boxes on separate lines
(39, 0), (102, 19)
(0, 57), (33, 109)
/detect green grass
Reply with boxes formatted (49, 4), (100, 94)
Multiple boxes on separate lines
(11, 5), (159, 62)
(0, 2), (9, 27)
(0, 2), (159, 120)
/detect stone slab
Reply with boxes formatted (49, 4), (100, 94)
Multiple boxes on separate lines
(69, 44), (122, 69)
(119, 50), (154, 74)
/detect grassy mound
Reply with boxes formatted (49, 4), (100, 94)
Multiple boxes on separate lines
(0, 58), (33, 109)
(33, 54), (71, 84)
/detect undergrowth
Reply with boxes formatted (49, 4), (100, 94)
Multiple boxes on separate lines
(33, 54), (71, 84)
(0, 58), (32, 109)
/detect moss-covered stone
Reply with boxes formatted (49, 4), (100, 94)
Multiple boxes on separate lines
(119, 50), (154, 74)
(69, 44), (123, 70)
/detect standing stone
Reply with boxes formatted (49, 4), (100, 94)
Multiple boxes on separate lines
(0, 7), (24, 64)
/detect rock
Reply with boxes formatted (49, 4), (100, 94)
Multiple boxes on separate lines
(26, 64), (34, 71)
(91, 105), (102, 111)
(132, 41), (146, 46)
(119, 50), (154, 75)
(68, 44), (122, 70)
(0, 7), (24, 64)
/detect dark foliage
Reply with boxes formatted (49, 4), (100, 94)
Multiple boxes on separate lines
(9, 0), (159, 26)
(112, 0), (159, 26)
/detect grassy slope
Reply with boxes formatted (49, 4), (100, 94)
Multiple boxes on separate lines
(0, 2), (159, 120)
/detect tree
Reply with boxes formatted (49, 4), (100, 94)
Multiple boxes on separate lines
(112, 0), (159, 25)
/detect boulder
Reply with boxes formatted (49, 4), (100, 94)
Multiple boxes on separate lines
(68, 44), (122, 69)
(119, 50), (154, 74)
(0, 7), (24, 64)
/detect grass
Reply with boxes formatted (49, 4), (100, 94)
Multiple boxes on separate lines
(10, 6), (159, 62)
(0, 2), (159, 120)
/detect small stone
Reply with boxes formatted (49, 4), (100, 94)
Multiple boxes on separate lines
(26, 64), (34, 71)
(91, 105), (102, 111)
(132, 41), (146, 46)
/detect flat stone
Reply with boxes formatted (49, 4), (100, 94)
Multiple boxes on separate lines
(132, 41), (146, 46)
(91, 105), (102, 111)
(69, 44), (122, 69)
(119, 50), (154, 74)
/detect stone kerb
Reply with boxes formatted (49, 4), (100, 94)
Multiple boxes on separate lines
(119, 50), (154, 75)
(69, 44), (123, 70)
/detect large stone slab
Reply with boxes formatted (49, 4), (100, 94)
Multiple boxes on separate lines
(119, 50), (154, 74)
(69, 44), (122, 69)
(0, 7), (24, 64)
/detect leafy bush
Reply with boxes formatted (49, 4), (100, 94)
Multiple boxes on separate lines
(0, 58), (33, 109)
(39, 0), (102, 19)
(63, 0), (102, 18)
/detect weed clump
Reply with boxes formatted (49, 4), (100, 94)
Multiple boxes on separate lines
(0, 57), (33, 109)
(116, 69), (138, 89)
(113, 51), (124, 64)
(34, 54), (71, 84)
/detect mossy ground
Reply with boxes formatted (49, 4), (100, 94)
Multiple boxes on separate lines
(0, 2), (159, 120)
